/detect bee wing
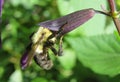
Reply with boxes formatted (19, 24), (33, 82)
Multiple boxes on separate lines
(20, 50), (35, 69)
(20, 43), (42, 69)
(20, 50), (31, 69)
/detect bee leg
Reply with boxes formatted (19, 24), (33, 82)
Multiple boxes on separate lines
(58, 36), (63, 56)
(50, 46), (58, 56)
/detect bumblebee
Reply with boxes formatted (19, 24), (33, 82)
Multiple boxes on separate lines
(32, 27), (63, 70)
(21, 27), (63, 70)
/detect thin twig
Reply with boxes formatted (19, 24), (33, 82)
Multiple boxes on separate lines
(95, 10), (110, 16)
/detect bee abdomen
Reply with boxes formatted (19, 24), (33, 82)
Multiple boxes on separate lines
(34, 53), (53, 70)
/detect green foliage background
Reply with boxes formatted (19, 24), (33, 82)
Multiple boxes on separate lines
(1, 0), (120, 82)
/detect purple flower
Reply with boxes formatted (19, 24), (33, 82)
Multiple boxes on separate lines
(0, 0), (3, 16)
(0, 0), (3, 48)
(39, 8), (95, 35)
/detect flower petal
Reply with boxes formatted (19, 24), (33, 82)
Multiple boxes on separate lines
(0, 0), (4, 16)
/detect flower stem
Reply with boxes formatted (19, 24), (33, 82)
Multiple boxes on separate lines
(108, 0), (116, 13)
(108, 0), (120, 35)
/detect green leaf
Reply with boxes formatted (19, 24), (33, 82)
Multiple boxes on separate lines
(9, 70), (23, 82)
(10, 0), (49, 8)
(57, 0), (116, 36)
(58, 49), (76, 70)
(0, 67), (4, 78)
(32, 77), (48, 82)
(66, 34), (120, 77)
(57, 0), (107, 15)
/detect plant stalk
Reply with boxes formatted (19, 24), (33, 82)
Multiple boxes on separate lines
(108, 0), (120, 35)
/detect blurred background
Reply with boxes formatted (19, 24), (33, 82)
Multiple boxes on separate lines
(1, 0), (120, 82)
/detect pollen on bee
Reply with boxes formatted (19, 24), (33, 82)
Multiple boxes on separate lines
(49, 37), (56, 43)
(32, 27), (44, 43)
(32, 27), (52, 44)
(35, 45), (43, 54)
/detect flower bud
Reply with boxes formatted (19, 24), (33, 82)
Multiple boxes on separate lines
(39, 8), (96, 35)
